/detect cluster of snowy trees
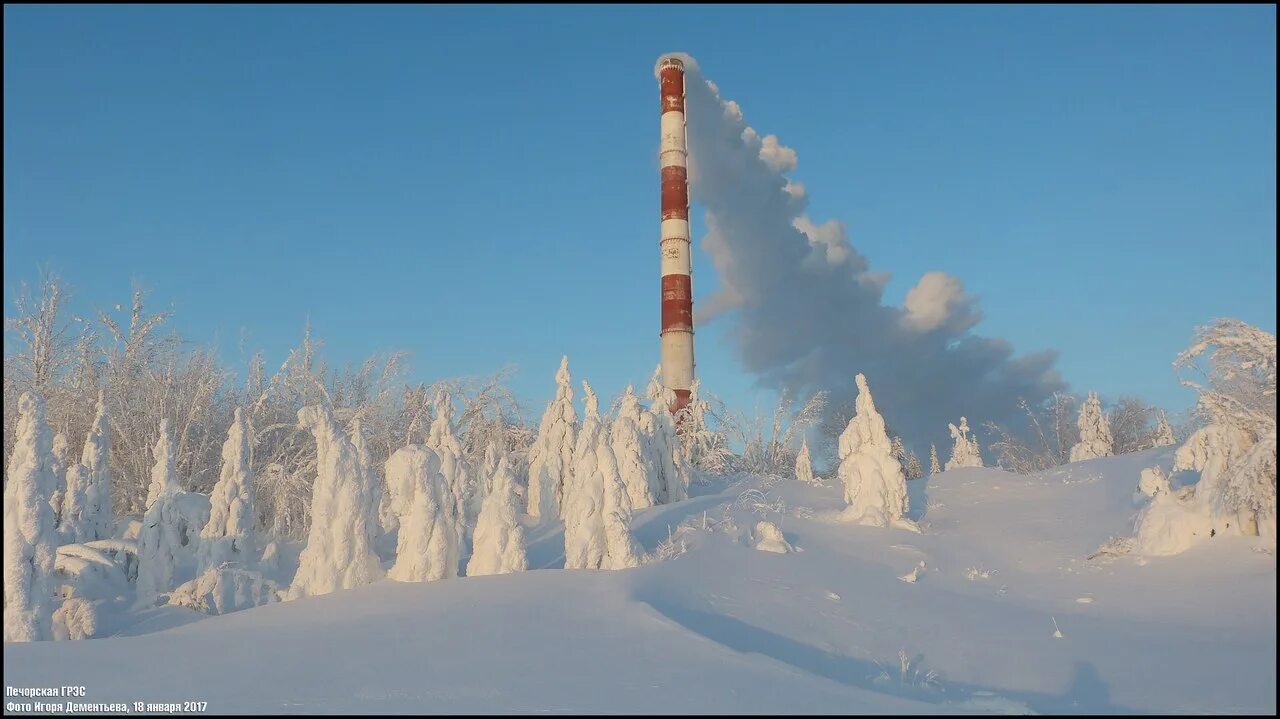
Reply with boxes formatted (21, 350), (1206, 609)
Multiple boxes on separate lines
(1135, 320), (1276, 554)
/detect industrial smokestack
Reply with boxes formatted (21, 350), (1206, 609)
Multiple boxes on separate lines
(658, 56), (695, 415)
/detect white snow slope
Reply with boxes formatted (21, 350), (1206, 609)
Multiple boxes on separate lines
(4, 448), (1275, 714)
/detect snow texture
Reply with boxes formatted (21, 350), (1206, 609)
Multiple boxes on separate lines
(1070, 392), (1115, 462)
(197, 408), (256, 573)
(945, 417), (984, 470)
(386, 444), (462, 583)
(466, 448), (527, 577)
(288, 405), (384, 600)
(837, 374), (910, 527)
(3, 393), (60, 642)
(526, 357), (577, 521)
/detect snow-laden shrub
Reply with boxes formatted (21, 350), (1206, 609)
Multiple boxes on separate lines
(675, 379), (734, 476)
(837, 375), (909, 527)
(171, 564), (281, 615)
(945, 417), (984, 470)
(466, 448), (527, 577)
(197, 408), (256, 573)
(526, 357), (577, 521)
(51, 597), (98, 641)
(1070, 392), (1115, 462)
(752, 521), (793, 554)
(386, 444), (461, 583)
(288, 405), (384, 599)
(1137, 466), (1171, 499)
(4, 393), (60, 642)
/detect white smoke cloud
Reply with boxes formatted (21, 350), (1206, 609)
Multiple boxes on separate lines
(672, 53), (1065, 447)
(902, 271), (982, 334)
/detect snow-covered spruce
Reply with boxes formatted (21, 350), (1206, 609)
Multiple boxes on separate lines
(49, 432), (69, 530)
(386, 444), (461, 583)
(136, 420), (187, 605)
(795, 438), (815, 485)
(82, 392), (113, 542)
(288, 405), (384, 600)
(599, 427), (642, 570)
(906, 451), (924, 480)
(563, 381), (607, 570)
(1070, 391), (1115, 462)
(51, 597), (98, 641)
(526, 356), (577, 521)
(3, 393), (60, 642)
(612, 385), (656, 510)
(929, 444), (941, 476)
(643, 366), (690, 504)
(836, 374), (910, 527)
(197, 408), (256, 573)
(59, 458), (92, 546)
(1152, 410), (1176, 448)
(945, 417), (984, 470)
(465, 447), (527, 577)
(426, 390), (473, 544)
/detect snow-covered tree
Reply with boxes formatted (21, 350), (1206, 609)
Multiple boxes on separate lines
(599, 428), (642, 570)
(466, 447), (527, 577)
(197, 408), (255, 572)
(675, 378), (733, 476)
(48, 432), (69, 529)
(643, 366), (690, 504)
(136, 420), (187, 604)
(288, 405), (384, 599)
(929, 444), (941, 475)
(1110, 396), (1156, 454)
(564, 382), (607, 570)
(4, 393), (60, 642)
(906, 452), (924, 480)
(612, 385), (655, 510)
(78, 391), (113, 542)
(526, 357), (577, 521)
(837, 374), (909, 527)
(58, 459), (91, 545)
(386, 444), (461, 583)
(1152, 410), (1176, 448)
(1070, 392), (1114, 462)
(426, 390), (472, 543)
(795, 438), (815, 485)
(1135, 320), (1276, 553)
(51, 597), (98, 641)
(946, 417), (984, 470)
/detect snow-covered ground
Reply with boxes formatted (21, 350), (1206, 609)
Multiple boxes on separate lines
(5, 448), (1275, 714)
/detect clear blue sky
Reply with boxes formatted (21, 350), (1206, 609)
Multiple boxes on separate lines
(4, 5), (1275, 421)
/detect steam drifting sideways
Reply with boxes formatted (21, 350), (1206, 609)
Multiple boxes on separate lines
(662, 53), (1065, 447)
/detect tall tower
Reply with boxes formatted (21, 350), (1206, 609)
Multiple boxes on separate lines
(658, 56), (694, 414)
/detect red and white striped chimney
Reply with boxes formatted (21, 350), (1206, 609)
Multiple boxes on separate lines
(658, 56), (694, 415)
